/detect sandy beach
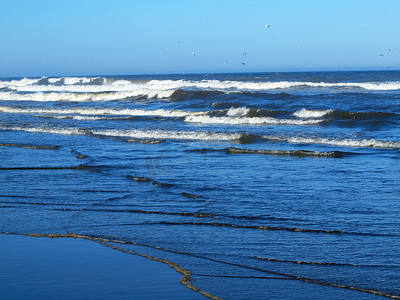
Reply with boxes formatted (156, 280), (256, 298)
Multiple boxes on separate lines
(0, 234), (204, 300)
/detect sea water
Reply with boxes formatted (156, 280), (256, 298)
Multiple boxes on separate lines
(1, 71), (400, 299)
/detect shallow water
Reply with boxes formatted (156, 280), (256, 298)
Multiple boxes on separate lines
(1, 71), (400, 299)
(0, 234), (202, 300)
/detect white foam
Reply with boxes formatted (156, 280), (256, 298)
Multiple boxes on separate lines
(3, 126), (87, 136)
(185, 115), (323, 126)
(36, 115), (133, 121)
(147, 79), (400, 91)
(48, 78), (62, 84)
(0, 106), (207, 118)
(226, 107), (251, 117)
(2, 77), (400, 93)
(2, 76), (399, 110)
(92, 129), (241, 141)
(264, 135), (400, 149)
(63, 77), (95, 85)
(3, 78), (155, 93)
(293, 108), (333, 118)
(1, 125), (241, 141)
(0, 90), (175, 102)
(0, 78), (42, 88)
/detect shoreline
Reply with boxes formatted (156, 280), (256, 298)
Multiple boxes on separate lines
(0, 233), (206, 300)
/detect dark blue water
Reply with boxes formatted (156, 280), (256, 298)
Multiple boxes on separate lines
(1, 71), (400, 299)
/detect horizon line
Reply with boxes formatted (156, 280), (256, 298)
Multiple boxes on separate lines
(1, 68), (399, 79)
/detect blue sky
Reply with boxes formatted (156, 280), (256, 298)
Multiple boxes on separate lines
(0, 0), (399, 77)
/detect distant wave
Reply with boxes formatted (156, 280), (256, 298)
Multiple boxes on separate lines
(146, 79), (400, 92)
(2, 77), (400, 98)
(0, 78), (43, 88)
(0, 106), (206, 118)
(36, 115), (136, 121)
(0, 77), (103, 89)
(0, 90), (174, 102)
(61, 77), (102, 85)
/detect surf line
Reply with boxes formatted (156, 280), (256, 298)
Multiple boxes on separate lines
(0, 233), (221, 300)
(159, 221), (395, 237)
(100, 236), (400, 299)
(5, 232), (400, 299)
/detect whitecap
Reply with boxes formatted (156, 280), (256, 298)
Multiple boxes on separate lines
(264, 135), (400, 149)
(2, 77), (400, 93)
(185, 115), (323, 126)
(226, 107), (250, 117)
(0, 90), (175, 102)
(293, 108), (333, 118)
(1, 125), (241, 141)
(0, 105), (207, 118)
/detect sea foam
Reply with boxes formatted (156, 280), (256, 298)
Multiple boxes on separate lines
(293, 108), (333, 118)
(226, 107), (251, 117)
(0, 106), (206, 118)
(185, 115), (324, 126)
(2, 125), (242, 141)
(264, 135), (400, 149)
(3, 77), (400, 95)
(0, 90), (175, 102)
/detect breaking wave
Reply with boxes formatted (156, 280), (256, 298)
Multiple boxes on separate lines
(294, 108), (400, 121)
(225, 147), (347, 158)
(2, 105), (398, 129)
(145, 79), (400, 92)
(188, 147), (349, 158)
(264, 135), (400, 149)
(1, 125), (242, 141)
(185, 115), (324, 126)
(293, 108), (334, 118)
(2, 77), (400, 99)
(10, 124), (395, 148)
(37, 115), (136, 121)
(226, 107), (251, 117)
(0, 90), (174, 102)
(0, 106), (206, 118)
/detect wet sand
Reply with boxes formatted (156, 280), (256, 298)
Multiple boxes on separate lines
(0, 234), (204, 299)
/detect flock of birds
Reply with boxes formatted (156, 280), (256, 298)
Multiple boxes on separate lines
(166, 24), (275, 67)
(165, 23), (394, 67)
(380, 49), (393, 57)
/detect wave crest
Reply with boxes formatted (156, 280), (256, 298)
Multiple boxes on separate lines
(0, 90), (174, 102)
(185, 115), (323, 126)
(293, 108), (333, 118)
(0, 105), (206, 118)
(1, 125), (242, 141)
(226, 147), (346, 158)
(264, 135), (400, 149)
(2, 77), (400, 95)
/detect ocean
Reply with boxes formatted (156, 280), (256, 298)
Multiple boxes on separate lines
(1, 71), (400, 299)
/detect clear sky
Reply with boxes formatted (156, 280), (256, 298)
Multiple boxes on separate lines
(1, 0), (399, 77)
